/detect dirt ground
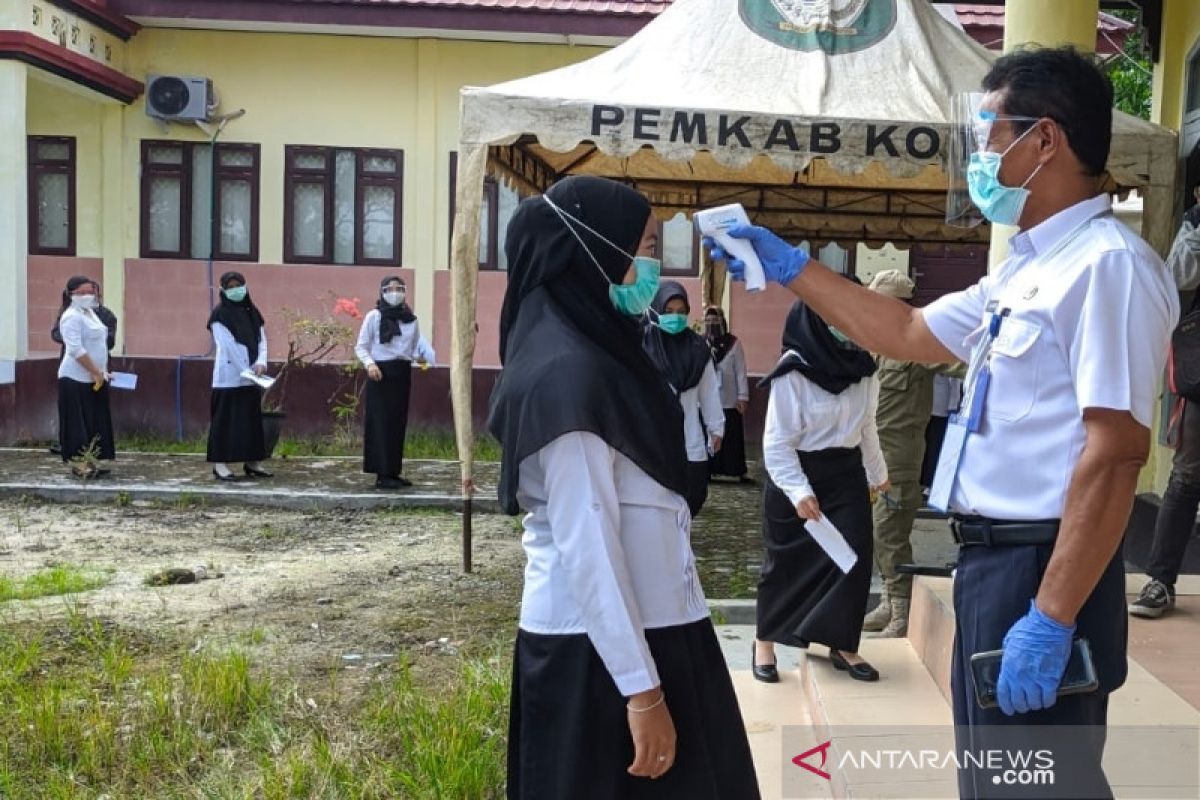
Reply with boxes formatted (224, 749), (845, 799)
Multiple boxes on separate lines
(0, 498), (527, 689)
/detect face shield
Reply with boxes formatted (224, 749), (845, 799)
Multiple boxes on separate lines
(945, 92), (1040, 228)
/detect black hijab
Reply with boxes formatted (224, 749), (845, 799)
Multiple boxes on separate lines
(704, 306), (738, 364)
(207, 270), (266, 364)
(642, 282), (712, 394)
(377, 275), (416, 342)
(759, 300), (876, 395)
(488, 176), (688, 515)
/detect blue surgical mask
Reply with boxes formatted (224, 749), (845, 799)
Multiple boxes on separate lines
(610, 257), (661, 317)
(966, 125), (1043, 226)
(224, 286), (248, 303)
(656, 312), (690, 335)
(542, 193), (660, 317)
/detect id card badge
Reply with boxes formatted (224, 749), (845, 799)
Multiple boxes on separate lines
(928, 415), (969, 513)
(958, 362), (990, 433)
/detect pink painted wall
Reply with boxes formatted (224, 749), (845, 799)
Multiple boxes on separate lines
(122, 259), (415, 360)
(27, 256), (104, 356)
(730, 284), (797, 375)
(431, 272), (704, 369)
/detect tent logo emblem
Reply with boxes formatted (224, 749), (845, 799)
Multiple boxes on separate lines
(741, 0), (898, 54)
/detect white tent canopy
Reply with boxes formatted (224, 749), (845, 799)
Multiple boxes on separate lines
(448, 0), (1177, 513)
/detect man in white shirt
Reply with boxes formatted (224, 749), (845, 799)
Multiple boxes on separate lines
(709, 47), (1178, 798)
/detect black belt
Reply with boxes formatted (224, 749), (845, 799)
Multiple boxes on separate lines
(951, 516), (1060, 547)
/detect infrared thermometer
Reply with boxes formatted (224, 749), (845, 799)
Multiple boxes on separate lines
(694, 203), (766, 292)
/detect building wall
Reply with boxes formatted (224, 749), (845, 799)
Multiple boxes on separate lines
(1152, 1), (1200, 132)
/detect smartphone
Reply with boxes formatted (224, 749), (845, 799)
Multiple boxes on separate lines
(970, 637), (1099, 710)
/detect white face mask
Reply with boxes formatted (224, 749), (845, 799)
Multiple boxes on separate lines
(71, 295), (96, 310)
(382, 290), (405, 307)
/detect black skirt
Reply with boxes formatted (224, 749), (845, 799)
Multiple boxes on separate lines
(58, 378), (115, 463)
(207, 386), (266, 463)
(756, 446), (873, 653)
(362, 358), (412, 478)
(508, 620), (761, 800)
(709, 408), (748, 478)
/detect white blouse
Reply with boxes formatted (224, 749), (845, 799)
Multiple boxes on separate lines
(57, 308), (109, 383)
(210, 323), (267, 389)
(763, 364), (888, 506)
(354, 310), (435, 368)
(516, 431), (709, 697)
(679, 361), (725, 462)
(714, 340), (750, 409)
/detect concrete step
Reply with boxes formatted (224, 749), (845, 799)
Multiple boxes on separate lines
(798, 638), (957, 799)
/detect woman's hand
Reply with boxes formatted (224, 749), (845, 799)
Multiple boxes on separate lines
(796, 495), (821, 521)
(709, 435), (723, 454)
(875, 480), (892, 495)
(367, 364), (383, 382)
(627, 689), (676, 779)
(736, 400), (748, 415)
(253, 364), (267, 377)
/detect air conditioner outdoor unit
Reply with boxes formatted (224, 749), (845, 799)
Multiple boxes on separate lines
(145, 75), (213, 122)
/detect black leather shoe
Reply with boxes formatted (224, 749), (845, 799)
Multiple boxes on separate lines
(244, 465), (273, 478)
(213, 468), (239, 483)
(395, 476), (413, 487)
(830, 649), (880, 682)
(752, 643), (780, 683)
(375, 476), (402, 489)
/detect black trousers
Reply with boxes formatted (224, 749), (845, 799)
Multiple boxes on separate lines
(1146, 400), (1200, 587)
(951, 541), (1126, 799)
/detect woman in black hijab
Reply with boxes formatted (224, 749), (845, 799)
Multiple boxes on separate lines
(704, 306), (753, 483)
(56, 275), (116, 476)
(642, 282), (724, 517)
(206, 271), (271, 481)
(752, 300), (890, 685)
(354, 275), (434, 489)
(490, 176), (759, 800)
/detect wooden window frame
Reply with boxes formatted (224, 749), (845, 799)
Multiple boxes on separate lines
(139, 140), (259, 261)
(28, 135), (76, 256)
(284, 145), (404, 266)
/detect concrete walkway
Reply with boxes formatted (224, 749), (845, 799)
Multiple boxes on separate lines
(0, 448), (500, 511)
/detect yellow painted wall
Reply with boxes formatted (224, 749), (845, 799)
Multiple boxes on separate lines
(1152, 0), (1200, 129)
(25, 76), (106, 257)
(112, 28), (602, 321)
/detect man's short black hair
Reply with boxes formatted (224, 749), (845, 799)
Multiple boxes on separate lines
(982, 46), (1113, 177)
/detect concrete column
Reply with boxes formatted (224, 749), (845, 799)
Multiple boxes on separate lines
(0, 61), (29, 373)
(412, 38), (439, 327)
(988, 0), (1099, 268)
(101, 103), (125, 353)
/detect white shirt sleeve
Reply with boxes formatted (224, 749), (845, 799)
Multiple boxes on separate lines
(539, 432), (660, 696)
(1054, 250), (1177, 428)
(211, 322), (251, 374)
(416, 335), (436, 365)
(255, 326), (268, 368)
(921, 276), (991, 362)
(1167, 220), (1200, 292)
(859, 377), (889, 487)
(733, 341), (749, 402)
(763, 376), (816, 506)
(697, 361), (725, 440)
(60, 311), (87, 360)
(355, 311), (378, 368)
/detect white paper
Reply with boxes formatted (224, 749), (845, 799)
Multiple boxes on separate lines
(805, 514), (858, 574)
(240, 369), (276, 389)
(109, 372), (138, 390)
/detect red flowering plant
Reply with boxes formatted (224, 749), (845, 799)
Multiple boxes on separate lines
(260, 293), (363, 414)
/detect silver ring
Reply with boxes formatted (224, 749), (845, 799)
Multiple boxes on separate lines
(657, 755), (667, 762)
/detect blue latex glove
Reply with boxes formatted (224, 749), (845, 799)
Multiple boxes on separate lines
(701, 225), (810, 287)
(996, 600), (1075, 716)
